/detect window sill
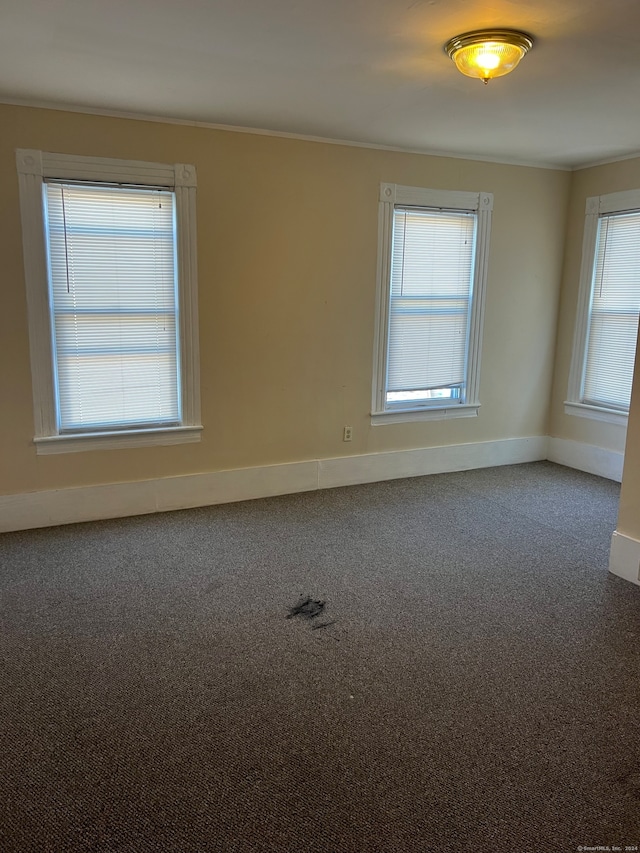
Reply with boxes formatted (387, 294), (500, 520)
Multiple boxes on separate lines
(564, 401), (628, 427)
(34, 425), (203, 455)
(371, 404), (479, 425)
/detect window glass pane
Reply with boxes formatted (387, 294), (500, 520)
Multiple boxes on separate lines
(583, 211), (640, 410)
(386, 207), (476, 405)
(44, 182), (180, 431)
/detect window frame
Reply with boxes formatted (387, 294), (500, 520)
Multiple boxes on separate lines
(16, 149), (202, 454)
(565, 188), (640, 427)
(371, 183), (493, 425)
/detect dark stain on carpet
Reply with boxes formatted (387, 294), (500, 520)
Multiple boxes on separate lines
(286, 596), (326, 620)
(618, 771), (640, 797)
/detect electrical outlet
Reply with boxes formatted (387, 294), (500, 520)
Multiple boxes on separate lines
(343, 425), (353, 442)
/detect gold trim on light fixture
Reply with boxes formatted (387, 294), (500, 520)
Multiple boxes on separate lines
(445, 29), (534, 84)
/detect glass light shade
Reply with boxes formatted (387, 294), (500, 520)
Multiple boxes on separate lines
(445, 30), (533, 83)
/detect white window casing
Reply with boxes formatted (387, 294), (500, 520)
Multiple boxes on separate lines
(372, 183), (493, 424)
(16, 150), (202, 453)
(566, 189), (640, 426)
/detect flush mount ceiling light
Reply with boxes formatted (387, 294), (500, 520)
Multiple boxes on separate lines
(444, 29), (534, 84)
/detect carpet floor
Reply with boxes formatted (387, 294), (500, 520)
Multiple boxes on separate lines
(1, 461), (639, 852)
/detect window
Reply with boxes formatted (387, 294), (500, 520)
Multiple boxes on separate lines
(16, 150), (201, 453)
(566, 189), (640, 426)
(372, 183), (493, 423)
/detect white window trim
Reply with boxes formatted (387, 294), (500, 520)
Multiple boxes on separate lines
(16, 149), (202, 453)
(563, 401), (628, 427)
(565, 189), (640, 426)
(371, 182), (493, 425)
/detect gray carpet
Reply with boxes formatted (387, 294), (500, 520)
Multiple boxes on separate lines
(1, 461), (639, 852)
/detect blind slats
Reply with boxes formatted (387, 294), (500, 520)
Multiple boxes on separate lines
(45, 182), (180, 432)
(386, 207), (475, 400)
(583, 211), (640, 410)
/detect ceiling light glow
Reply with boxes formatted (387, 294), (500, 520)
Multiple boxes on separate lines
(445, 30), (534, 84)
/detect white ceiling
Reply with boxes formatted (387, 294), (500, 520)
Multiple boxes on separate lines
(2, 0), (640, 169)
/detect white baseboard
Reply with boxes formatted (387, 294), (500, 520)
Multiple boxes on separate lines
(609, 530), (640, 586)
(546, 437), (624, 482)
(0, 461), (319, 533)
(0, 435), (547, 533)
(318, 436), (549, 489)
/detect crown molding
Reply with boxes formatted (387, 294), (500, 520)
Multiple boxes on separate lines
(572, 149), (640, 171)
(0, 95), (570, 172)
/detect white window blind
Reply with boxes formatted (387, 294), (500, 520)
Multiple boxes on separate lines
(386, 207), (476, 405)
(583, 210), (640, 411)
(44, 181), (181, 432)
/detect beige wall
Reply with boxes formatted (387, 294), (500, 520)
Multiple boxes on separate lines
(548, 156), (640, 454)
(0, 103), (570, 497)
